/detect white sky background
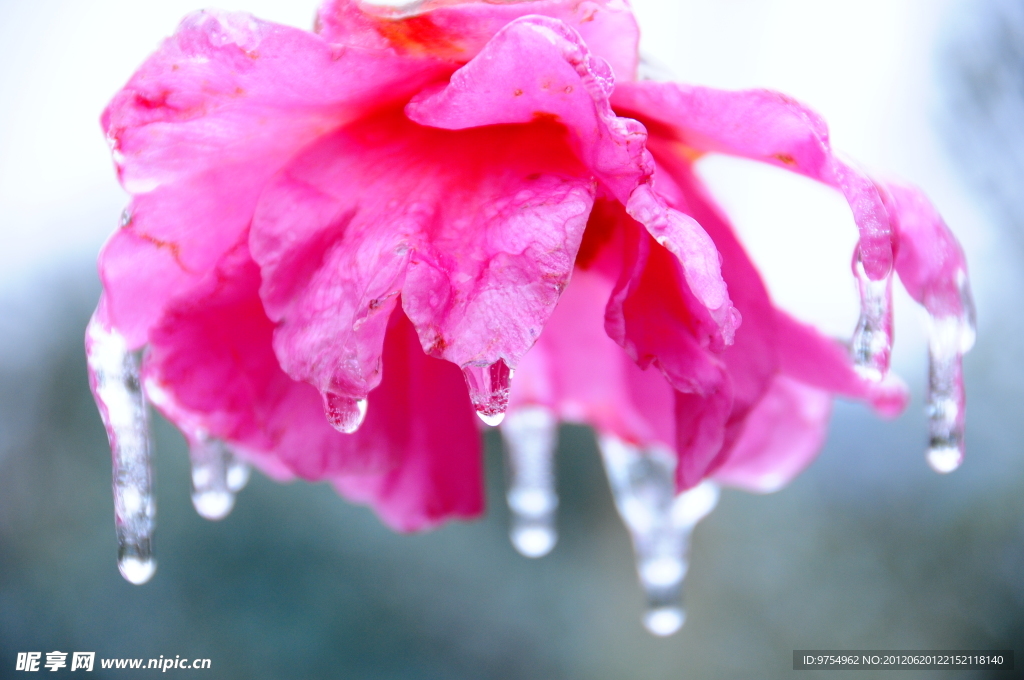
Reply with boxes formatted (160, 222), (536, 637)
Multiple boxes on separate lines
(0, 0), (993, 375)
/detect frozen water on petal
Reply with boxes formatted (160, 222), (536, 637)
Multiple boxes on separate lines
(851, 253), (894, 382)
(190, 435), (238, 521)
(462, 359), (513, 426)
(86, 316), (156, 585)
(599, 436), (719, 636)
(501, 406), (558, 558)
(322, 393), (368, 434)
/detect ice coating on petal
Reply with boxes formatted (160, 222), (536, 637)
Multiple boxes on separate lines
(463, 360), (513, 426)
(317, 0), (640, 80)
(100, 10), (449, 348)
(611, 82), (894, 280)
(86, 311), (156, 584)
(251, 109), (594, 403)
(406, 15), (738, 344)
(144, 244), (483, 530)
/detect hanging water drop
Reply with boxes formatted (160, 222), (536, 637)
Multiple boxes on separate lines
(850, 253), (894, 382)
(599, 436), (719, 636)
(86, 316), (156, 585)
(501, 406), (559, 558)
(462, 359), (513, 426)
(322, 393), (368, 434)
(190, 435), (239, 521)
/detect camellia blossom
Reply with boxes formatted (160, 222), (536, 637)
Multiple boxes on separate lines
(87, 0), (975, 635)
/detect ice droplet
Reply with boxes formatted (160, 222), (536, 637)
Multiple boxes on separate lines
(599, 436), (719, 636)
(86, 316), (156, 585)
(462, 359), (513, 426)
(190, 436), (239, 521)
(226, 455), (251, 493)
(851, 254), (894, 381)
(322, 393), (368, 434)
(501, 406), (558, 558)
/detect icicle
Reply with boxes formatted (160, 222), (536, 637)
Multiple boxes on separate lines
(599, 436), (719, 636)
(322, 393), (368, 434)
(86, 317), (156, 585)
(226, 453), (251, 493)
(189, 435), (242, 521)
(462, 359), (513, 426)
(501, 406), (559, 558)
(850, 253), (894, 382)
(925, 273), (975, 473)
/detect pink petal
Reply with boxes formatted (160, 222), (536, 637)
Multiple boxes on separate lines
(598, 202), (734, 488)
(612, 82), (894, 280)
(881, 182), (972, 318)
(100, 10), (448, 348)
(509, 261), (676, 449)
(407, 15), (737, 343)
(774, 311), (908, 417)
(249, 108), (595, 403)
(316, 0), (639, 81)
(143, 244), (482, 530)
(331, 309), (484, 532)
(711, 375), (832, 493)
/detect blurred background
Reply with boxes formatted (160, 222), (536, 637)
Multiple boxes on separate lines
(0, 0), (1021, 677)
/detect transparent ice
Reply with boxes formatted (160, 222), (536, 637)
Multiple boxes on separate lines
(851, 255), (894, 382)
(925, 272), (976, 473)
(462, 359), (513, 426)
(86, 317), (156, 585)
(322, 393), (368, 434)
(500, 406), (559, 558)
(190, 435), (247, 520)
(599, 436), (719, 636)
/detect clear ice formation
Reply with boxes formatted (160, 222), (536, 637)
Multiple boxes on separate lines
(322, 393), (368, 434)
(500, 406), (559, 558)
(851, 255), (894, 382)
(599, 435), (720, 636)
(86, 318), (156, 585)
(190, 435), (248, 520)
(462, 359), (514, 426)
(925, 275), (976, 473)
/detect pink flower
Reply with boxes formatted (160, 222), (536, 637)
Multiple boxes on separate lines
(88, 0), (974, 622)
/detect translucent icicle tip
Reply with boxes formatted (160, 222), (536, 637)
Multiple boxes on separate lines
(322, 394), (368, 434)
(118, 552), (156, 585)
(643, 606), (685, 637)
(510, 524), (557, 558)
(192, 489), (236, 521)
(463, 360), (513, 426)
